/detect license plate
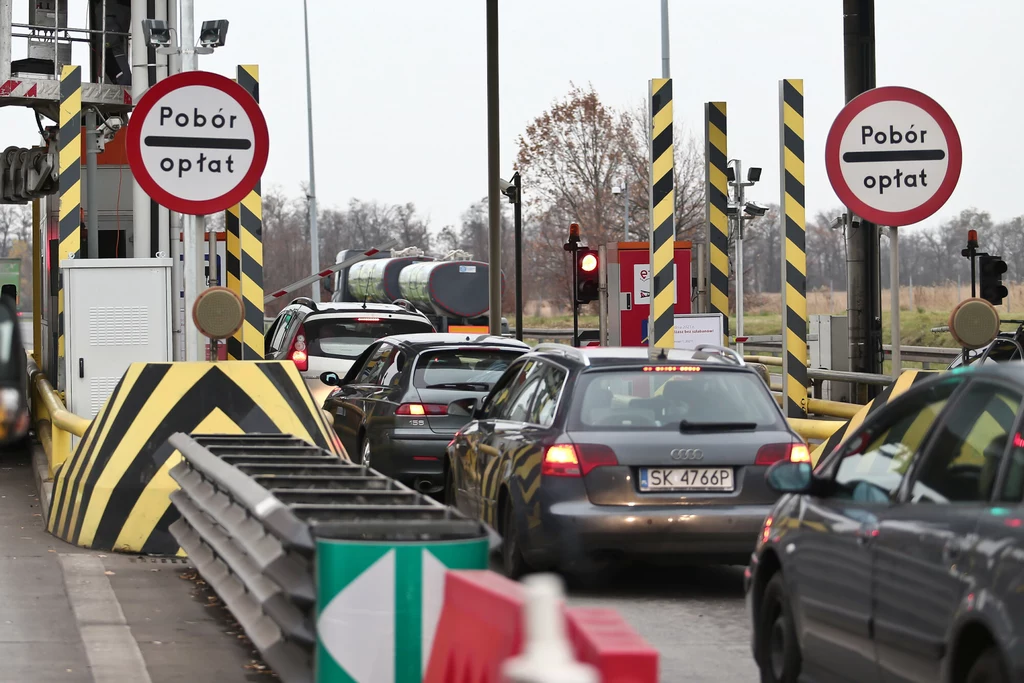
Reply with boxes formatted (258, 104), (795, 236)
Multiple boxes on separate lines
(639, 467), (734, 492)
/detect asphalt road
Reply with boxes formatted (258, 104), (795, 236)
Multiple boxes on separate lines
(566, 563), (758, 682)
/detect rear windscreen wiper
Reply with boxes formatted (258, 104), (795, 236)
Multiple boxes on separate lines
(426, 383), (490, 391)
(680, 420), (757, 432)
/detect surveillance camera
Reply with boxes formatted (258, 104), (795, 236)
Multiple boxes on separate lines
(498, 177), (514, 193)
(743, 202), (768, 217)
(830, 214), (845, 230)
(105, 116), (123, 132)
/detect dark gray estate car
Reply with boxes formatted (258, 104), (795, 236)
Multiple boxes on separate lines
(319, 333), (529, 495)
(748, 364), (1024, 683)
(445, 343), (807, 577)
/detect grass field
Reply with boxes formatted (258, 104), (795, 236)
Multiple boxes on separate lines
(524, 283), (1024, 348)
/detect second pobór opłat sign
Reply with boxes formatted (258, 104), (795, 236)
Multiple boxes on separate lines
(825, 86), (961, 227)
(126, 70), (270, 216)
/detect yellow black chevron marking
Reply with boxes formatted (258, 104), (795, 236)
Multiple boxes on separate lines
(649, 78), (675, 351)
(237, 65), (264, 360)
(226, 202), (242, 360)
(779, 79), (808, 418)
(811, 370), (934, 464)
(49, 361), (343, 554)
(57, 65), (82, 365)
(704, 101), (729, 343)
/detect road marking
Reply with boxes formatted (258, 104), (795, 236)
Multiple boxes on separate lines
(58, 553), (152, 683)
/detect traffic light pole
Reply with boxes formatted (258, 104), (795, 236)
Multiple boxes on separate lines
(571, 243), (579, 348)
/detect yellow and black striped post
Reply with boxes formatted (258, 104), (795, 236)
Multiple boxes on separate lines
(704, 102), (729, 343)
(237, 65), (264, 359)
(779, 79), (808, 419)
(57, 65), (82, 385)
(225, 203), (242, 360)
(648, 78), (675, 353)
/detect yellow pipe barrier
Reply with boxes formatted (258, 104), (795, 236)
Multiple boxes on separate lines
(745, 355), (782, 367)
(789, 417), (844, 442)
(773, 391), (862, 420)
(26, 354), (91, 477)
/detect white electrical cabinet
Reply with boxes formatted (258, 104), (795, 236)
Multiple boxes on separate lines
(61, 258), (173, 429)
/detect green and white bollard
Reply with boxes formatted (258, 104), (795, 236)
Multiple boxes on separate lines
(315, 535), (488, 683)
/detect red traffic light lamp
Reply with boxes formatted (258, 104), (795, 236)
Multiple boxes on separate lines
(576, 248), (600, 304)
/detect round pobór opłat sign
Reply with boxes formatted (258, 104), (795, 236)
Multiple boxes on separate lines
(126, 70), (269, 215)
(825, 86), (961, 227)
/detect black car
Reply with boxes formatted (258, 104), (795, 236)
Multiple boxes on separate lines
(748, 364), (1024, 683)
(445, 343), (808, 577)
(319, 333), (529, 495)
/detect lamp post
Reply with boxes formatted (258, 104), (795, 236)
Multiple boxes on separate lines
(613, 177), (629, 241)
(726, 159), (764, 358)
(141, 13), (229, 361)
(302, 0), (321, 302)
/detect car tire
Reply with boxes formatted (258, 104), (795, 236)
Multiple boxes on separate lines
(966, 647), (1008, 683)
(757, 573), (801, 683)
(360, 438), (371, 469)
(501, 499), (530, 579)
(443, 465), (456, 508)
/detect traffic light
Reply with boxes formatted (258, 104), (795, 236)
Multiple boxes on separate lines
(979, 254), (1008, 306)
(576, 247), (599, 304)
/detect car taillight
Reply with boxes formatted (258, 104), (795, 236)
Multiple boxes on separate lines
(541, 443), (618, 477)
(396, 403), (448, 416)
(755, 442), (810, 466)
(288, 324), (308, 371)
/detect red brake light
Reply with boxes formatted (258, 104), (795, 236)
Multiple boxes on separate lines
(542, 445), (580, 477)
(542, 443), (618, 477)
(288, 324), (308, 371)
(755, 442), (810, 466)
(641, 365), (700, 372)
(396, 403), (447, 416)
(356, 317), (381, 322)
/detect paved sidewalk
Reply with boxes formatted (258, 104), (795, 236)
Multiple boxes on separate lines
(1, 446), (270, 683)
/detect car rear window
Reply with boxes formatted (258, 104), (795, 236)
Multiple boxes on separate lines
(303, 316), (433, 360)
(413, 348), (523, 390)
(568, 366), (785, 430)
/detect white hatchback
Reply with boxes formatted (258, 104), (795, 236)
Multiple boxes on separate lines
(265, 299), (436, 407)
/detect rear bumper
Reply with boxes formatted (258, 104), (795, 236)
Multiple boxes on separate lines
(370, 428), (450, 489)
(523, 499), (772, 568)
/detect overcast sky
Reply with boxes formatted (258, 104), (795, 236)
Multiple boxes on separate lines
(6, 0), (1022, 238)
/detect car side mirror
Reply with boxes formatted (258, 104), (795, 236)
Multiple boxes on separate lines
(448, 397), (479, 418)
(766, 461), (814, 494)
(320, 371), (340, 386)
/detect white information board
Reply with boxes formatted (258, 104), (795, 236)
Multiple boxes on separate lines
(673, 313), (724, 351)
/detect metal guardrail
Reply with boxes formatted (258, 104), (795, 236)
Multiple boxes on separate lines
(743, 337), (959, 367)
(26, 353), (91, 475)
(167, 432), (491, 683)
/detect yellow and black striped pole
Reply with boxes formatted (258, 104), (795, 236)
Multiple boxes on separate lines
(237, 65), (264, 359)
(779, 79), (808, 419)
(648, 78), (675, 353)
(57, 65), (82, 385)
(704, 102), (729, 343)
(225, 202), (242, 360)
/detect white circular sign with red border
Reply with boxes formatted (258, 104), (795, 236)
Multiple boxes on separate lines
(126, 70), (269, 215)
(825, 86), (961, 227)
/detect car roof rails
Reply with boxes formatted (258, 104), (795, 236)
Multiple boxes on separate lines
(533, 343), (590, 366)
(694, 344), (745, 366)
(390, 298), (429, 318)
(290, 297), (317, 311)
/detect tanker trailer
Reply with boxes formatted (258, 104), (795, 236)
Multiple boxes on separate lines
(397, 260), (505, 320)
(345, 255), (431, 304)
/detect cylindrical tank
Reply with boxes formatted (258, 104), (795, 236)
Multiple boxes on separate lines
(398, 261), (504, 318)
(346, 256), (430, 303)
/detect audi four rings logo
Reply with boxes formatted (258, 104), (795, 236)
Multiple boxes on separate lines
(670, 448), (703, 461)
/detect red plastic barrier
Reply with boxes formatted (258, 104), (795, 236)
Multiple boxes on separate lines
(566, 608), (660, 682)
(423, 570), (659, 683)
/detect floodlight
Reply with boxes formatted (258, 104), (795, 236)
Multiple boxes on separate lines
(747, 167), (762, 182)
(199, 20), (229, 48)
(142, 19), (172, 48)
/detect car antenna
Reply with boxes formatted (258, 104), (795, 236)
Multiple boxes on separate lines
(657, 347), (668, 361)
(362, 293), (368, 310)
